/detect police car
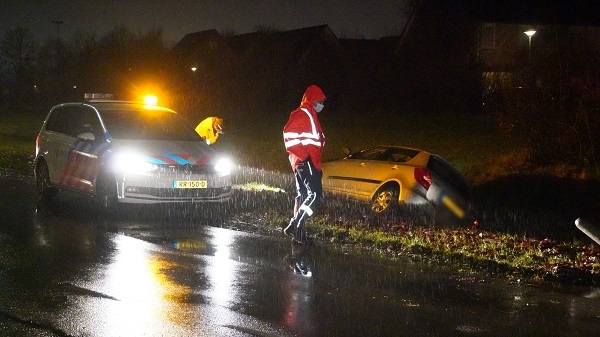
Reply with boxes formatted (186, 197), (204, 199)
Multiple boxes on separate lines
(34, 94), (233, 210)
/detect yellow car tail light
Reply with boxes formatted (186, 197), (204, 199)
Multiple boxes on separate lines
(414, 167), (432, 190)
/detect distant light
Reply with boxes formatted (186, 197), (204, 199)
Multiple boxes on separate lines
(143, 95), (158, 105)
(73, 85), (77, 89)
(524, 30), (536, 37)
(191, 67), (197, 72)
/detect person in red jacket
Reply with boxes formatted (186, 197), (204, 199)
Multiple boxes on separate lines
(283, 85), (326, 244)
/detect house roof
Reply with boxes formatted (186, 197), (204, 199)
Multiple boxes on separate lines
(228, 25), (337, 59)
(470, 0), (600, 26)
(172, 29), (225, 56)
(339, 37), (399, 61)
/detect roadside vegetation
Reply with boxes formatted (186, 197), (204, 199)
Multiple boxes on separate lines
(230, 166), (600, 287)
(2, 105), (600, 286)
(0, 107), (41, 173)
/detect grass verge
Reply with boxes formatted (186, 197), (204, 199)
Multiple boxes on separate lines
(228, 180), (600, 287)
(0, 106), (46, 174)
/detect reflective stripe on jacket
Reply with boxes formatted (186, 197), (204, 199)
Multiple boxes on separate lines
(283, 85), (326, 171)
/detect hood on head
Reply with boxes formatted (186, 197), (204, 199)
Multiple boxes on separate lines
(300, 85), (326, 108)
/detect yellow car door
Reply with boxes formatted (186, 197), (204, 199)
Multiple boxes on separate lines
(322, 147), (389, 201)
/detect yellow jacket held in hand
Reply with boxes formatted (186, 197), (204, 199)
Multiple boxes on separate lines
(195, 117), (224, 145)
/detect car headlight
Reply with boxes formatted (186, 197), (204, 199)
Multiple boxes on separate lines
(112, 152), (158, 173)
(214, 157), (233, 175)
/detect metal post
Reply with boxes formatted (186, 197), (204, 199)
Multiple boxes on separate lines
(51, 20), (63, 69)
(51, 20), (63, 41)
(575, 218), (600, 245)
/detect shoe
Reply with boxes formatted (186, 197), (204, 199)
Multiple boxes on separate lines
(292, 262), (312, 277)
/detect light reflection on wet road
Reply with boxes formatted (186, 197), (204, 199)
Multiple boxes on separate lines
(1, 176), (600, 336)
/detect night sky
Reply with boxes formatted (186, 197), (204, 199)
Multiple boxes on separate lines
(1, 1), (407, 45)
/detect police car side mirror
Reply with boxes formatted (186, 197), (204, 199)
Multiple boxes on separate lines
(77, 132), (95, 142)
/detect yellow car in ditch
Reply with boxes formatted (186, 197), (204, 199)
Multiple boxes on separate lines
(321, 145), (472, 222)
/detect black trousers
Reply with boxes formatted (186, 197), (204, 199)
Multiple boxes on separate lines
(289, 158), (323, 237)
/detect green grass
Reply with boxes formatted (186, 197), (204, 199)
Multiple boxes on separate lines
(233, 182), (286, 193)
(321, 111), (519, 174)
(0, 107), (45, 173)
(2, 105), (524, 178)
(216, 110), (524, 178)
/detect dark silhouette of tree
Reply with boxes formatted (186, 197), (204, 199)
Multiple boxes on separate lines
(497, 27), (600, 173)
(0, 27), (39, 105)
(36, 25), (168, 105)
(394, 0), (481, 114)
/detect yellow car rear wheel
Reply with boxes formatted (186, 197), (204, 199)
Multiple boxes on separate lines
(371, 185), (399, 213)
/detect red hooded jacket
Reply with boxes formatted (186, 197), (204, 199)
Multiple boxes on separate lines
(283, 85), (326, 171)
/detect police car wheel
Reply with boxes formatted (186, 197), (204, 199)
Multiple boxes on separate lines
(35, 160), (57, 197)
(96, 170), (118, 211)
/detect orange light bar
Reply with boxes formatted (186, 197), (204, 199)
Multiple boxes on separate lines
(143, 95), (158, 105)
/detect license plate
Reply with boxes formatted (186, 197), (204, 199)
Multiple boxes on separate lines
(173, 180), (207, 188)
(441, 195), (465, 219)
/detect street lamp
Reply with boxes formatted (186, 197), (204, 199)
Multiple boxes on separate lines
(51, 20), (64, 67)
(524, 30), (536, 61)
(191, 67), (197, 72)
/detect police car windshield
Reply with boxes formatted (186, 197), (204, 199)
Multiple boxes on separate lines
(99, 109), (200, 141)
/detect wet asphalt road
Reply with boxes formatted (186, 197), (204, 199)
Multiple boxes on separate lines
(1, 174), (600, 336)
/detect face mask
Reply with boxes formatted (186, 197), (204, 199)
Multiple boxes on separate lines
(315, 102), (324, 113)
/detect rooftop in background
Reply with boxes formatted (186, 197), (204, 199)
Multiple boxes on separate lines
(470, 0), (600, 26)
(172, 29), (227, 57)
(0, 1), (406, 45)
(227, 25), (336, 57)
